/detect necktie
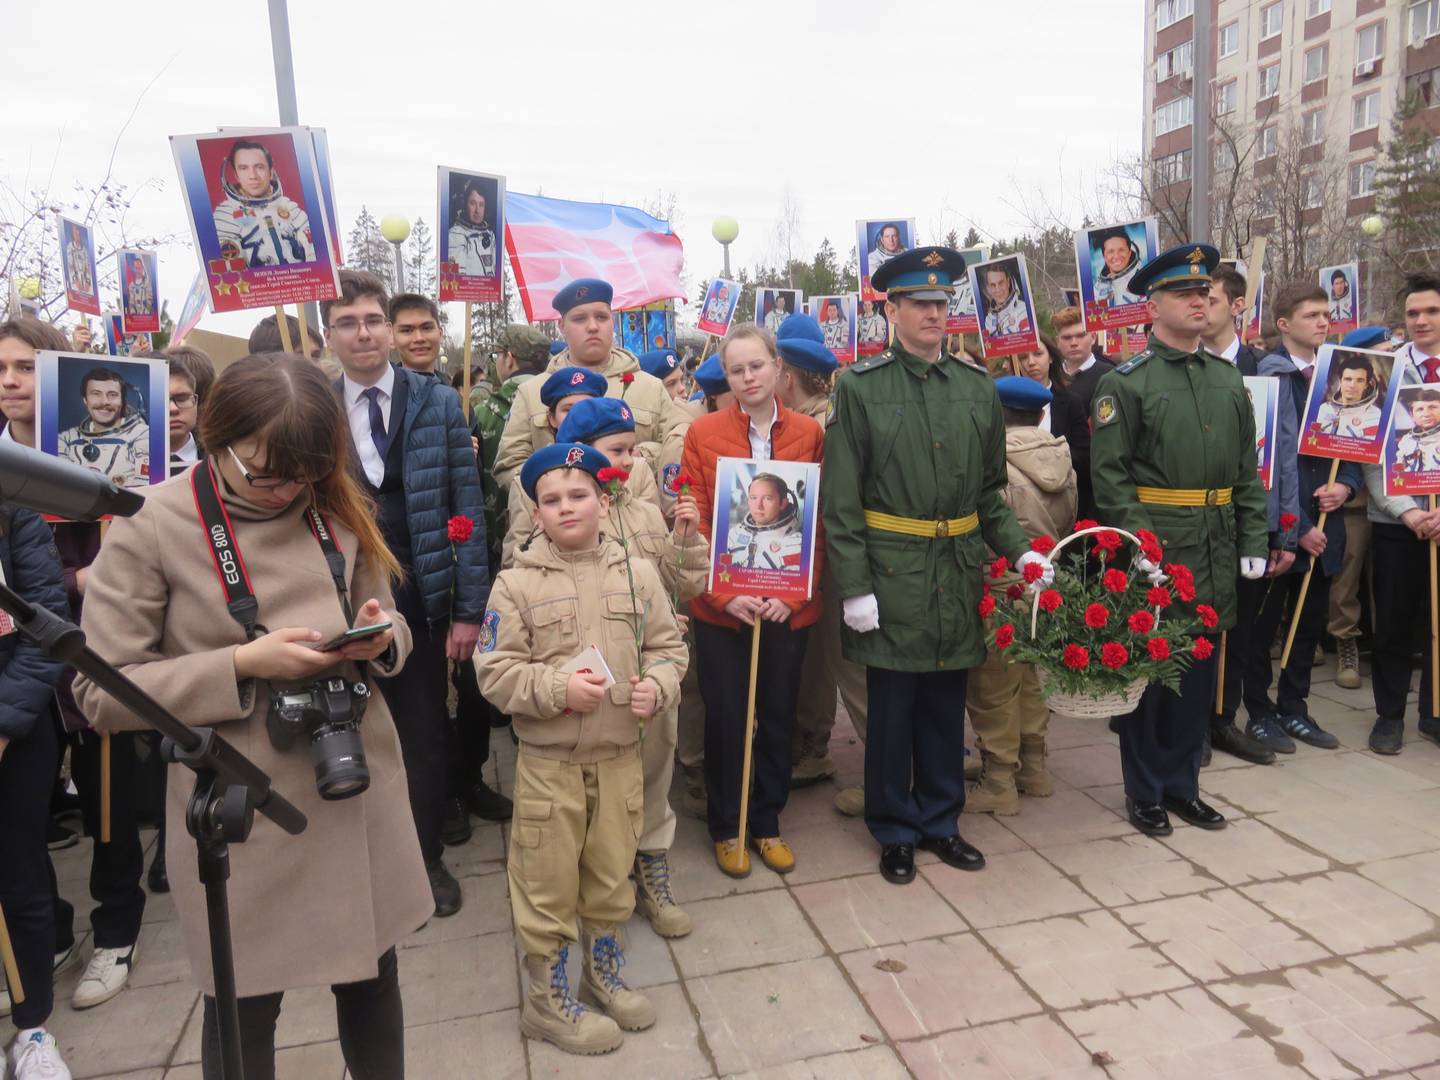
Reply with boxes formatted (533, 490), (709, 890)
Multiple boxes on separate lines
(362, 386), (387, 458)
(1299, 364), (1314, 383)
(1424, 357), (1440, 384)
(169, 453), (189, 476)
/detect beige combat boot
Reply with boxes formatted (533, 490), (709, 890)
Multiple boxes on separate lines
(521, 947), (623, 1055)
(833, 786), (864, 817)
(964, 753), (1019, 816)
(1016, 734), (1055, 797)
(578, 926), (656, 1031)
(634, 850), (692, 938)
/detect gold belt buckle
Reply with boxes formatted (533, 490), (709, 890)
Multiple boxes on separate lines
(935, 519), (950, 537)
(1205, 488), (1218, 507)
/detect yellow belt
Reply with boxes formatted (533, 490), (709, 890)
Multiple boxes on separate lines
(1135, 486), (1233, 507)
(863, 509), (979, 538)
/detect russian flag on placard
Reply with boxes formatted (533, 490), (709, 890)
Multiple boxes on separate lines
(173, 270), (210, 344)
(504, 193), (685, 321)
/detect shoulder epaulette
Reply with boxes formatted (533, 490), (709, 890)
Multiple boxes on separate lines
(851, 350), (898, 374)
(1115, 351), (1152, 375)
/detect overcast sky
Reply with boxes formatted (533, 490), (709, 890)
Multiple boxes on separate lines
(4, 0), (1144, 338)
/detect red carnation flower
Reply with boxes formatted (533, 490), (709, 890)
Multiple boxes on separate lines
(1030, 535), (1056, 555)
(1100, 642), (1130, 669)
(1147, 586), (1173, 608)
(978, 593), (996, 618)
(1279, 512), (1298, 531)
(989, 556), (1010, 579)
(621, 372), (635, 384)
(674, 471), (695, 494)
(1192, 636), (1214, 660)
(446, 515), (475, 543)
(1128, 610), (1156, 634)
(1075, 518), (1099, 532)
(1063, 643), (1090, 670)
(1038, 589), (1063, 613)
(1135, 528), (1164, 563)
(1084, 602), (1109, 629)
(1174, 579), (1196, 602)
(1023, 560), (1046, 584)
(596, 466), (629, 485)
(995, 624), (1016, 650)
(1147, 636), (1171, 660)
(1102, 568), (1128, 593)
(1006, 583), (1025, 600)
(1094, 529), (1122, 552)
(1195, 604), (1219, 629)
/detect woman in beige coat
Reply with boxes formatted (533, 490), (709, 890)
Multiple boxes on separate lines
(75, 354), (432, 1080)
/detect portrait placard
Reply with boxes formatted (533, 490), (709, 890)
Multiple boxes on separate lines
(117, 248), (160, 334)
(104, 314), (152, 357)
(1074, 218), (1158, 332)
(756, 288), (803, 333)
(437, 166), (506, 303)
(1383, 384), (1440, 497)
(1299, 344), (1400, 464)
(969, 254), (1040, 359)
(945, 246), (989, 334)
(697, 277), (741, 337)
(856, 218), (915, 301)
(1319, 262), (1360, 336)
(707, 456), (820, 604)
(58, 217), (101, 316)
(811, 294), (857, 366)
(1243, 375), (1281, 491)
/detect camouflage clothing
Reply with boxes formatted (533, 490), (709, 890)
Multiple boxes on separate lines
(477, 373), (534, 567)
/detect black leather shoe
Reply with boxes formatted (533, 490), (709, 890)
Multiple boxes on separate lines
(918, 834), (985, 871)
(1369, 716), (1403, 755)
(465, 778), (514, 822)
(1126, 798), (1172, 836)
(147, 845), (170, 894)
(427, 859), (463, 917)
(879, 843), (915, 885)
(441, 796), (473, 847)
(1211, 722), (1277, 765)
(1163, 796), (1227, 830)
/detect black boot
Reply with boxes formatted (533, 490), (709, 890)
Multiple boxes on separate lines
(466, 777), (513, 821)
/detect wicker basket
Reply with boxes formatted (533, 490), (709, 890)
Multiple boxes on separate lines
(1028, 525), (1155, 720)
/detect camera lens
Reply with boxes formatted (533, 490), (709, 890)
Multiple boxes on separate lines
(310, 725), (370, 800)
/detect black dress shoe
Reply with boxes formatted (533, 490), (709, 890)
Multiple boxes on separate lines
(1369, 716), (1403, 755)
(1163, 796), (1227, 830)
(465, 778), (514, 822)
(1210, 722), (1277, 765)
(1126, 798), (1173, 836)
(147, 846), (170, 894)
(441, 795), (473, 847)
(918, 834), (985, 871)
(879, 843), (915, 885)
(427, 859), (463, 917)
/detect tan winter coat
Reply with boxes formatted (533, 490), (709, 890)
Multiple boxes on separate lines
(1001, 425), (1078, 542)
(477, 536), (689, 763)
(73, 469), (431, 998)
(503, 464), (710, 600)
(492, 346), (693, 492)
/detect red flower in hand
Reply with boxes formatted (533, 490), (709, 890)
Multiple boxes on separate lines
(978, 594), (997, 618)
(447, 515), (475, 543)
(596, 466), (630, 485)
(621, 372), (635, 384)
(1100, 642), (1130, 669)
(1030, 535), (1056, 555)
(995, 624), (1016, 650)
(1147, 586), (1173, 608)
(1038, 589), (1064, 612)
(989, 556), (1010, 579)
(1063, 643), (1090, 669)
(674, 471), (695, 494)
(1075, 518), (1099, 532)
(1192, 636), (1215, 660)
(1006, 583), (1025, 601)
(1147, 636), (1171, 660)
(1128, 609), (1156, 634)
(1195, 604), (1219, 629)
(1022, 560), (1046, 584)
(1279, 512), (1298, 531)
(1084, 602), (1109, 629)
(1102, 568), (1128, 593)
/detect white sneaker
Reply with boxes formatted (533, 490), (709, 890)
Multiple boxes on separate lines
(71, 942), (137, 1010)
(0, 945), (81, 1018)
(8, 1028), (72, 1080)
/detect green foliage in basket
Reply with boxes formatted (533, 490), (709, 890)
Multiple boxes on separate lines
(982, 525), (1217, 699)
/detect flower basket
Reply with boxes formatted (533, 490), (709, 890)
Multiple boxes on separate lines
(982, 524), (1217, 720)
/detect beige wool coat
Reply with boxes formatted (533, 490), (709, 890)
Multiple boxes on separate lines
(74, 469), (432, 997)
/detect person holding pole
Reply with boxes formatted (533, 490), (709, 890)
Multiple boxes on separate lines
(823, 247), (1050, 886)
(682, 325), (825, 878)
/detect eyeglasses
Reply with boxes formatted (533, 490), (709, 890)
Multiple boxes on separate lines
(169, 393), (198, 408)
(226, 445), (314, 490)
(328, 316), (389, 335)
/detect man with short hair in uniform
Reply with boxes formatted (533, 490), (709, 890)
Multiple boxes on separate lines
(212, 139), (315, 267)
(1089, 244), (1268, 837)
(57, 366), (150, 489)
(824, 247), (1053, 885)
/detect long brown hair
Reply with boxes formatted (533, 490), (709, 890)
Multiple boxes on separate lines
(198, 353), (401, 582)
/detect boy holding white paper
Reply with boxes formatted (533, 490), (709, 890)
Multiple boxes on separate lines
(476, 442), (688, 1057)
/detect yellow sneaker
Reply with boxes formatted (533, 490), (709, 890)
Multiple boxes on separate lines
(714, 838), (751, 878)
(748, 835), (796, 875)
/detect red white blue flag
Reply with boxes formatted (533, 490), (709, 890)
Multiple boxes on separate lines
(173, 270), (209, 344)
(504, 193), (684, 321)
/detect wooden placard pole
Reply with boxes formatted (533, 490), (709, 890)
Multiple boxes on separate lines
(462, 302), (474, 423)
(1279, 458), (1341, 668)
(1214, 630), (1227, 715)
(274, 306), (295, 355)
(98, 516), (111, 844)
(1431, 496), (1439, 717)
(1240, 236), (1268, 344)
(295, 307), (311, 359)
(734, 621), (762, 853)
(0, 902), (23, 1007)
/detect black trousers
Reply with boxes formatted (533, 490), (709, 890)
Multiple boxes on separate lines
(1118, 646), (1216, 803)
(0, 713), (63, 1030)
(695, 619), (809, 842)
(201, 947), (403, 1080)
(448, 656), (492, 795)
(1371, 523), (1436, 723)
(1221, 570), (1331, 726)
(377, 582), (452, 865)
(864, 666), (969, 847)
(66, 729), (146, 948)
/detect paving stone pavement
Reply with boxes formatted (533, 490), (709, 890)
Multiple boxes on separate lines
(10, 656), (1440, 1078)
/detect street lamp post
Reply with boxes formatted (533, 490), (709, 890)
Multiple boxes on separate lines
(1361, 214), (1385, 323)
(711, 216), (739, 278)
(381, 215), (411, 293)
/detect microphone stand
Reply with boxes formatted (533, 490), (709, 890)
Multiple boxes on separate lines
(0, 581), (306, 1080)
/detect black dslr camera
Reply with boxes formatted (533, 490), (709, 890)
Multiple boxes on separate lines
(268, 678), (371, 800)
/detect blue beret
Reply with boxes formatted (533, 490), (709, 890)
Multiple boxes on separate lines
(548, 339), (567, 356)
(1129, 243), (1220, 295)
(520, 442), (612, 502)
(872, 246), (968, 299)
(775, 313), (825, 345)
(995, 375), (1052, 411)
(555, 397), (636, 444)
(777, 335), (838, 376)
(637, 348), (680, 379)
(1341, 325), (1388, 349)
(553, 278), (613, 315)
(693, 353), (729, 397)
(540, 366), (608, 408)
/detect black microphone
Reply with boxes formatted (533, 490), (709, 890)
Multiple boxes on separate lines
(0, 441), (146, 520)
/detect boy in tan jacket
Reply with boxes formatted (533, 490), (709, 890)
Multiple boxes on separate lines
(477, 441), (689, 1056)
(966, 377), (1078, 815)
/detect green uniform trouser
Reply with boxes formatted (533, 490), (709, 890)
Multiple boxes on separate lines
(793, 563), (870, 756)
(965, 648), (1047, 768)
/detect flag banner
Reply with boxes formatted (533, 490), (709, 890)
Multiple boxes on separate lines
(174, 270), (209, 344)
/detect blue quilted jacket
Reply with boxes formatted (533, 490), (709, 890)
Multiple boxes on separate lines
(0, 504), (69, 741)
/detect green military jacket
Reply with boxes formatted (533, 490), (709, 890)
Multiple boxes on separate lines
(1089, 334), (1268, 631)
(822, 345), (1030, 672)
(476, 374), (533, 567)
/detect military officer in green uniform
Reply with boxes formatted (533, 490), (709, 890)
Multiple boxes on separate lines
(1089, 243), (1268, 838)
(823, 247), (1054, 886)
(477, 323), (552, 570)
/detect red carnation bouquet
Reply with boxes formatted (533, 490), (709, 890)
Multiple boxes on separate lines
(982, 526), (1213, 715)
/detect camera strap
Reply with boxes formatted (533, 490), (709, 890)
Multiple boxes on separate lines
(191, 459), (354, 642)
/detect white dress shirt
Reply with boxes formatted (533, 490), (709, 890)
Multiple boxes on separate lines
(745, 400), (778, 460)
(343, 364), (396, 487)
(172, 434), (199, 465)
(1217, 336), (1241, 363)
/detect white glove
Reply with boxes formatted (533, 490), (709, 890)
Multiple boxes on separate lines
(1136, 556), (1169, 586)
(843, 593), (880, 633)
(1239, 557), (1266, 580)
(1014, 551), (1055, 591)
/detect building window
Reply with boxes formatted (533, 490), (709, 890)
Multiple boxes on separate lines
(1405, 66), (1439, 107)
(1307, 0), (1331, 13)
(1302, 174), (1324, 208)
(1302, 107), (1326, 145)
(1219, 20), (1240, 57)
(1257, 187), (1278, 217)
(1215, 140), (1238, 172)
(1155, 40), (1194, 81)
(1303, 44), (1328, 83)
(1216, 80), (1238, 114)
(1259, 125), (1278, 158)
(1356, 23), (1384, 65)
(1260, 1), (1284, 40)
(1259, 62), (1281, 98)
(1154, 96), (1194, 136)
(1353, 91), (1380, 131)
(1154, 149), (1193, 186)
(1157, 0), (1195, 30)
(1349, 159), (1377, 196)
(1413, 0), (1440, 45)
